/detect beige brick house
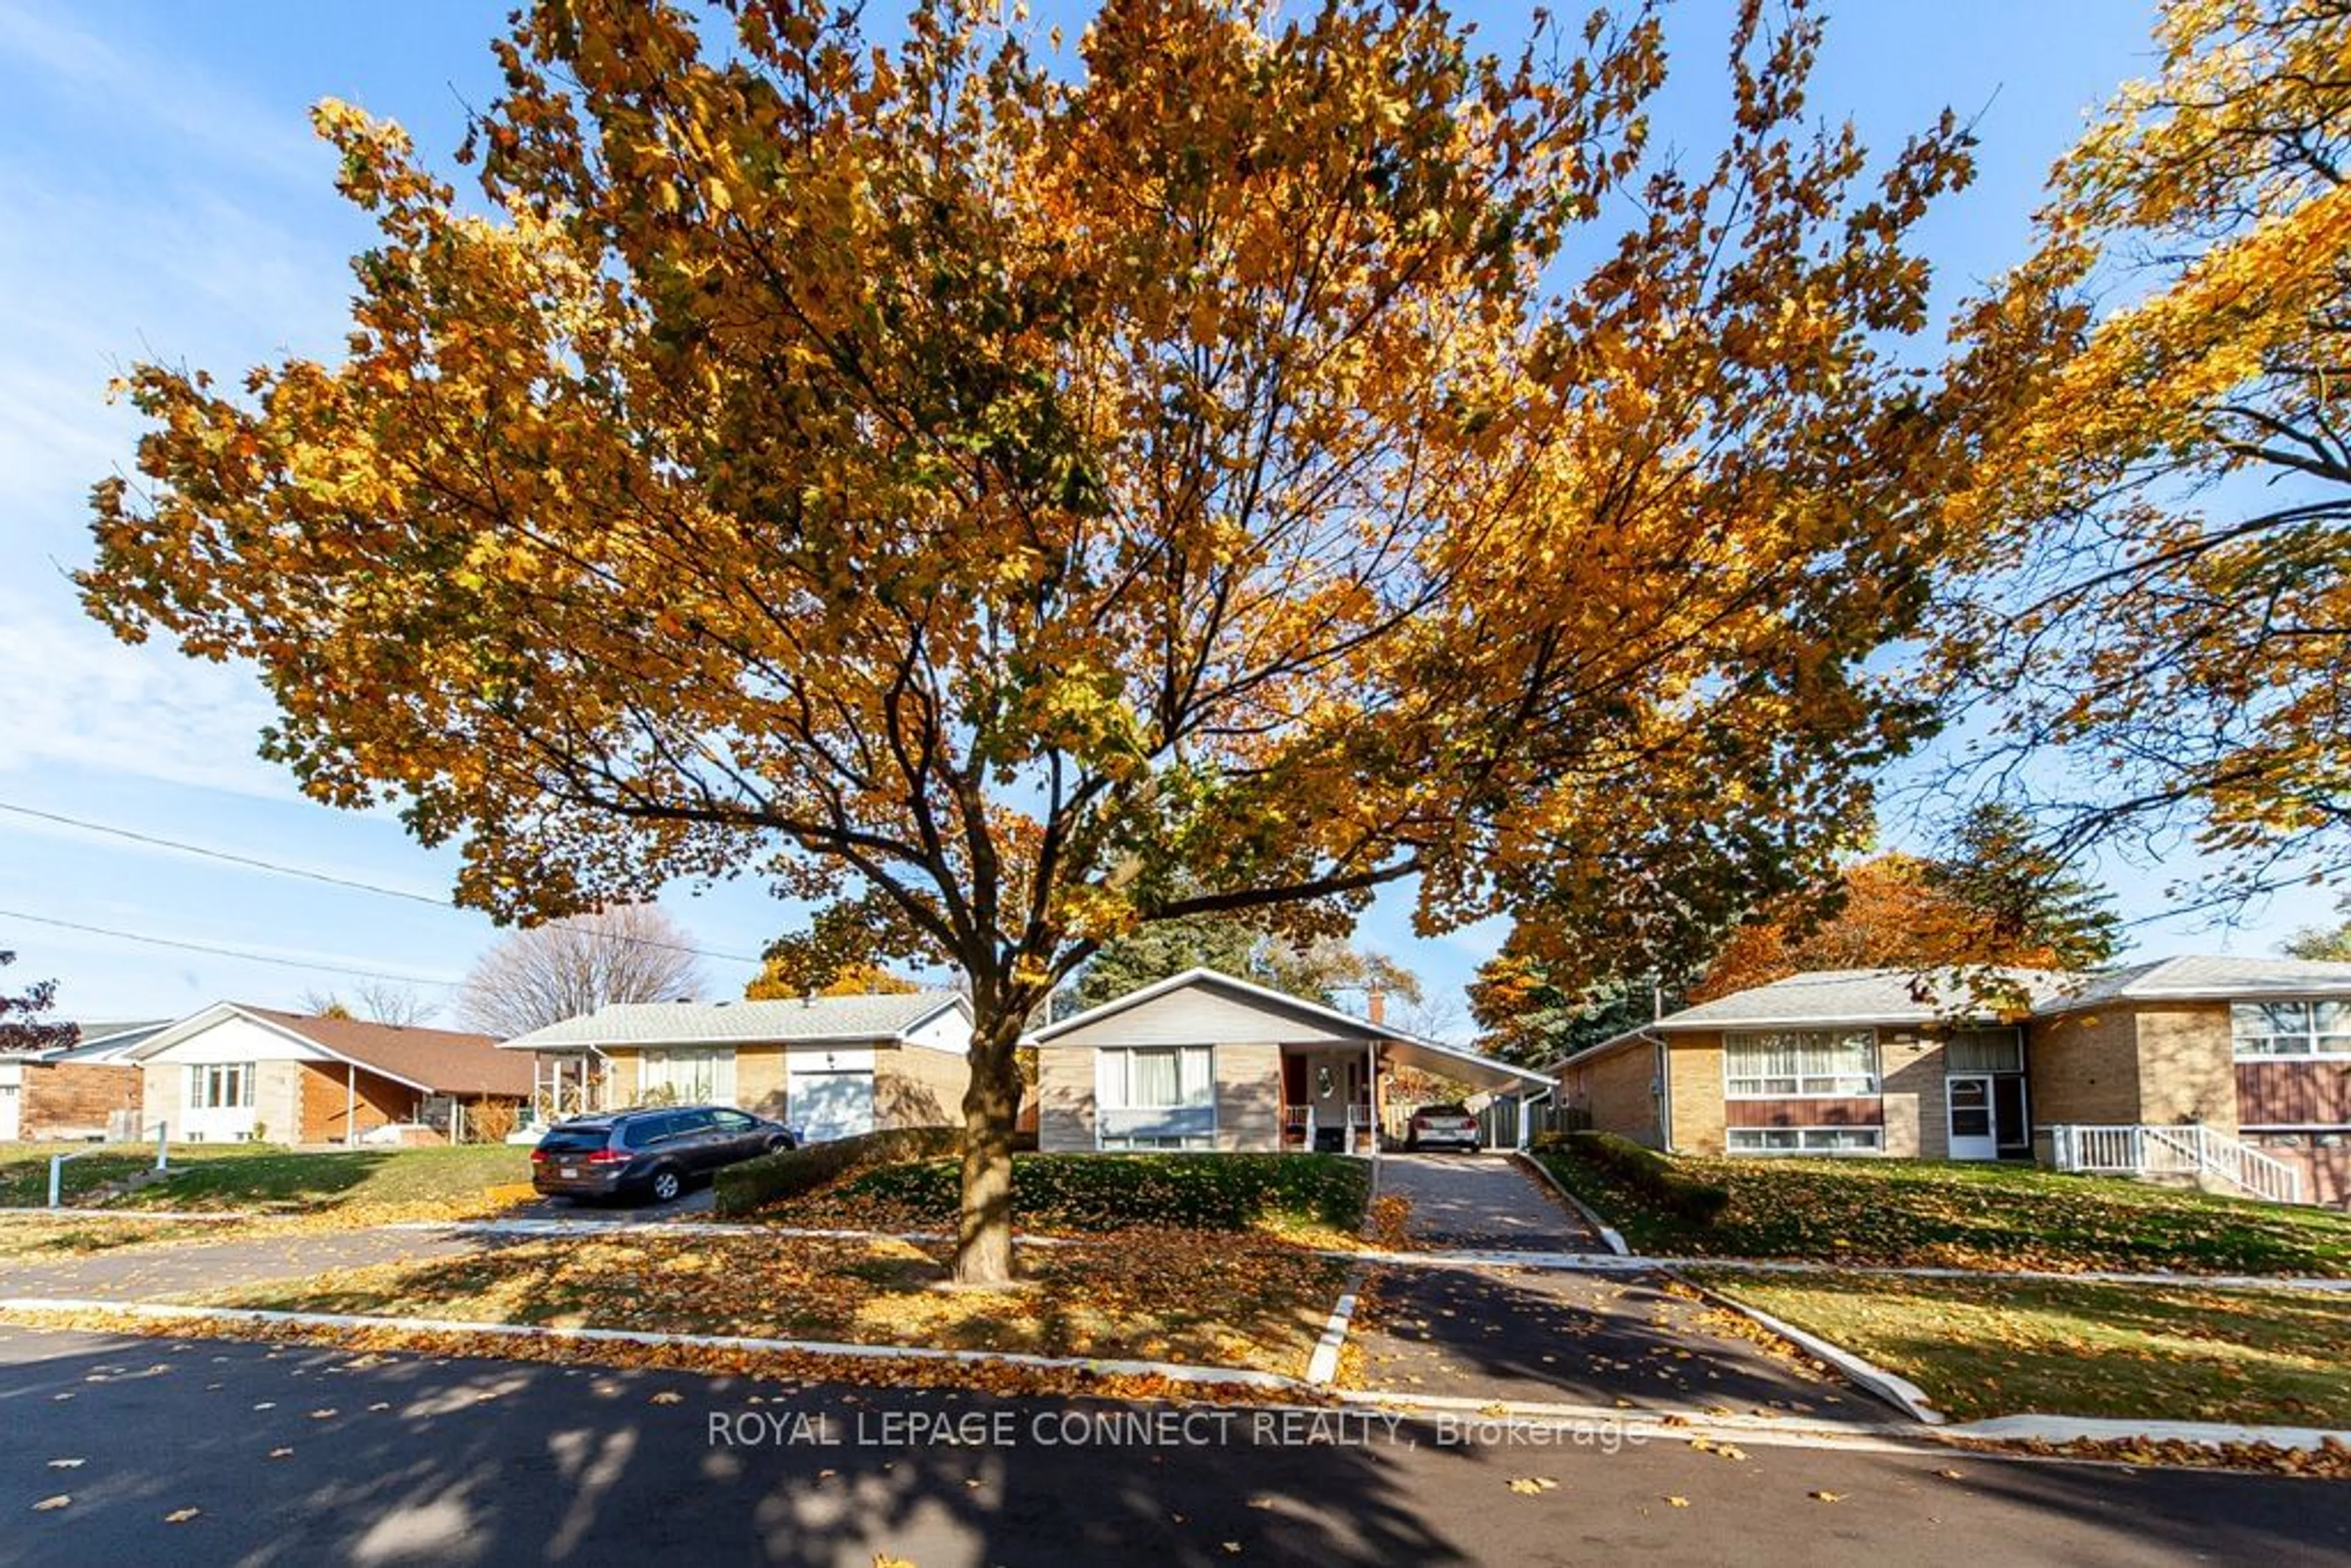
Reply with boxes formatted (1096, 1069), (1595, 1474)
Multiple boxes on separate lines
(1031, 968), (1551, 1153)
(1551, 956), (2351, 1206)
(500, 992), (974, 1142)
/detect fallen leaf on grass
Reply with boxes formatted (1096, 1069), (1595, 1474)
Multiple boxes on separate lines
(164, 1508), (201, 1524)
(31, 1496), (69, 1512)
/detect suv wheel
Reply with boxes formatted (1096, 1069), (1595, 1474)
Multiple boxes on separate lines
(647, 1166), (683, 1204)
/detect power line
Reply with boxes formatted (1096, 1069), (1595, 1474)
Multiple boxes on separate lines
(0, 907), (465, 989)
(0, 798), (762, 966)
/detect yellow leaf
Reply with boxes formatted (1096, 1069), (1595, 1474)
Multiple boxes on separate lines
(165, 1508), (202, 1524)
(32, 1496), (70, 1512)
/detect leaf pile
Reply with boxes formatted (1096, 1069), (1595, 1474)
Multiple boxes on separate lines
(171, 1227), (1350, 1377)
(774, 1153), (1370, 1241)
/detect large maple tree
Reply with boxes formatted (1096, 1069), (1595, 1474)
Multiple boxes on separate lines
(1942, 0), (2351, 902)
(84, 0), (1989, 1281)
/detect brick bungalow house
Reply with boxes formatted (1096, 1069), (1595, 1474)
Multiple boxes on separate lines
(1032, 968), (1553, 1152)
(0, 1020), (167, 1141)
(497, 992), (975, 1142)
(131, 1003), (531, 1144)
(1551, 956), (2351, 1207)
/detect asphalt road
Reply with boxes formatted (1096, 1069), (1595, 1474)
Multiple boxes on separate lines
(2, 1326), (2344, 1566)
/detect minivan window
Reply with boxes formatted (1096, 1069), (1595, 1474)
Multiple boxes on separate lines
(672, 1108), (720, 1133)
(711, 1110), (755, 1133)
(623, 1114), (677, 1149)
(538, 1128), (612, 1154)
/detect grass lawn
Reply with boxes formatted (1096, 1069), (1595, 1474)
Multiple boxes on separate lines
(1693, 1269), (2351, 1427)
(1537, 1147), (2351, 1276)
(179, 1229), (1349, 1376)
(96, 1144), (530, 1215)
(0, 1141), (289, 1207)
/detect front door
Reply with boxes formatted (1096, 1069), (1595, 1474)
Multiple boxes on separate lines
(1946, 1075), (1997, 1160)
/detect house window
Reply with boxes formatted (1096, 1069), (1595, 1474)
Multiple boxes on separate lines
(637, 1048), (738, 1105)
(186, 1063), (256, 1110)
(1943, 1029), (2023, 1075)
(1727, 1126), (1884, 1155)
(1097, 1046), (1215, 1150)
(2231, 1002), (2351, 1059)
(1722, 1031), (1878, 1097)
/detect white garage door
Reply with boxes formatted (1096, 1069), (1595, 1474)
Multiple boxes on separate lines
(787, 1068), (875, 1143)
(0, 1082), (19, 1142)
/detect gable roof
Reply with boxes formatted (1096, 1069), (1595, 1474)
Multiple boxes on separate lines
(1033, 968), (1553, 1090)
(498, 991), (969, 1052)
(1648, 967), (2065, 1032)
(39, 1020), (171, 1063)
(131, 1003), (528, 1097)
(2036, 955), (2351, 1012)
(1554, 955), (2351, 1072)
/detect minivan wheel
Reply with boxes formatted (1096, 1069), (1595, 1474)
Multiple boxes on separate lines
(647, 1167), (683, 1204)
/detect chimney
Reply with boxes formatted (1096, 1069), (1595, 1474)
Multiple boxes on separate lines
(1367, 986), (1386, 1027)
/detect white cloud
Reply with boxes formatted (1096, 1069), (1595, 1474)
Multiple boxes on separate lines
(0, 595), (294, 798)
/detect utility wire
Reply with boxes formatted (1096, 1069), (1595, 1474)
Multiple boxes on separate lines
(0, 907), (464, 989)
(0, 798), (762, 965)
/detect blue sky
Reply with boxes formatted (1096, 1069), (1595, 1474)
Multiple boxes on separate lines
(0, 0), (2325, 1033)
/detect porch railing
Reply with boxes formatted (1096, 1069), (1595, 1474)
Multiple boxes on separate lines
(2049, 1123), (2303, 1205)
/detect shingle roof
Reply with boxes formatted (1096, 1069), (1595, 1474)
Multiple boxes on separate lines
(241, 1008), (531, 1097)
(1653, 967), (2063, 1031)
(2036, 955), (2351, 1011)
(499, 991), (966, 1051)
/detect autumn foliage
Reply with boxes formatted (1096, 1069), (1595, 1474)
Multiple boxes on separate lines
(1941, 0), (2351, 901)
(84, 0), (1993, 1280)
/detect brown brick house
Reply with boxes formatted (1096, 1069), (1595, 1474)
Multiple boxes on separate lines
(1551, 957), (2351, 1207)
(130, 1004), (530, 1144)
(0, 1021), (165, 1141)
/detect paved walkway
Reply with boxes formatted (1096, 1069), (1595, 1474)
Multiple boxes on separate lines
(1355, 1155), (1872, 1422)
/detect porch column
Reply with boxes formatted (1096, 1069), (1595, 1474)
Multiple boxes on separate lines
(1365, 1038), (1380, 1160)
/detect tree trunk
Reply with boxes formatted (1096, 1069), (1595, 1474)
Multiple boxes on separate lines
(952, 1003), (1027, 1285)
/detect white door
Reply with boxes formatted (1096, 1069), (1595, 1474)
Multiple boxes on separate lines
(787, 1068), (875, 1142)
(1946, 1075), (1998, 1161)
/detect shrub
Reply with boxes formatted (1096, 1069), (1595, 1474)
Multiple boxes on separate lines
(778, 1150), (1370, 1232)
(1554, 1131), (1730, 1226)
(712, 1125), (961, 1217)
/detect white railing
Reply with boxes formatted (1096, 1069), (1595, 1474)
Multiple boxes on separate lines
(2049, 1123), (2304, 1205)
(1283, 1107), (1314, 1149)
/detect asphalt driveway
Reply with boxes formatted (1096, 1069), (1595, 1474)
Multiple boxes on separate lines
(1357, 1155), (1867, 1420)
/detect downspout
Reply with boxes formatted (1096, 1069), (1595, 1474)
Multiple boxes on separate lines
(1517, 1086), (1551, 1151)
(344, 1062), (356, 1147)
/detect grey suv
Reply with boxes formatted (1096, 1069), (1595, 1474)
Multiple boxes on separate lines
(530, 1106), (797, 1204)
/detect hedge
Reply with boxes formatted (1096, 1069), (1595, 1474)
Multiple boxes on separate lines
(712, 1125), (961, 1217)
(801, 1151), (1370, 1232)
(1548, 1130), (1730, 1226)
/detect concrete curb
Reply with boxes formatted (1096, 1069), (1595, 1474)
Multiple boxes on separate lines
(0, 1296), (1299, 1391)
(1511, 1151), (1629, 1255)
(1304, 1281), (1361, 1386)
(1671, 1281), (1944, 1425)
(1940, 1414), (2351, 1453)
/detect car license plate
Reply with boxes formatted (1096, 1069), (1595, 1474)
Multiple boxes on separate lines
(560, 1166), (580, 1179)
